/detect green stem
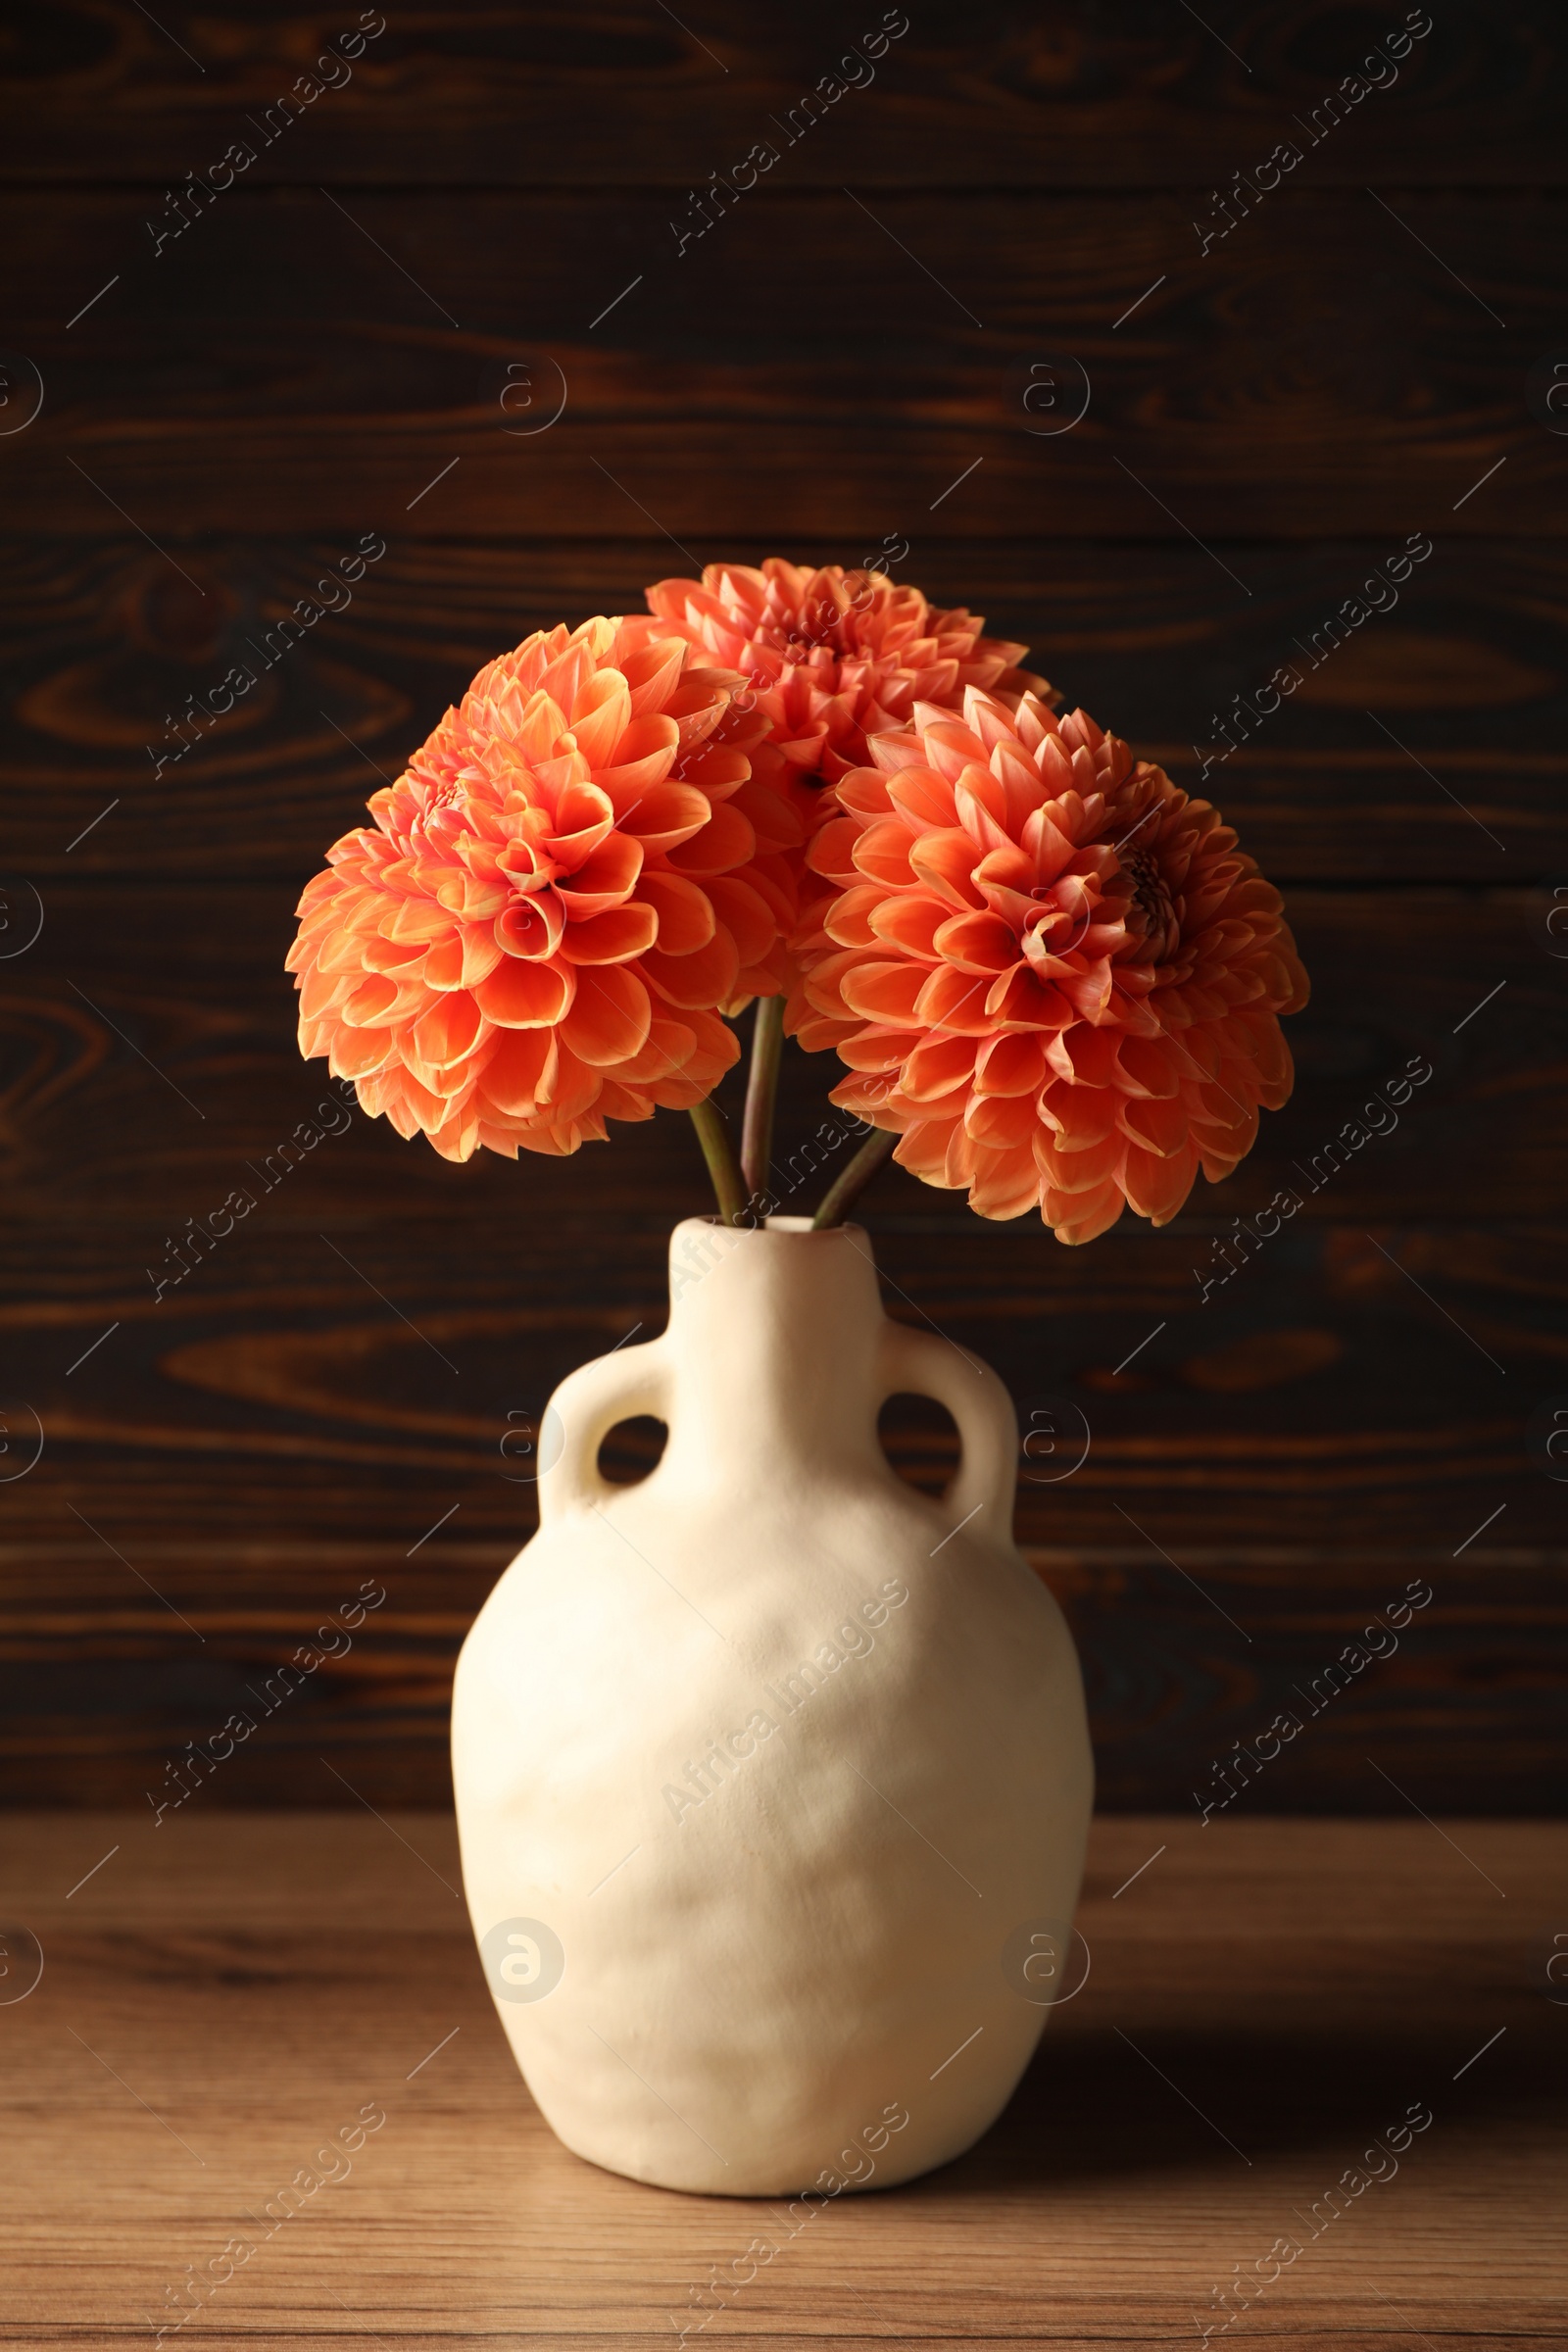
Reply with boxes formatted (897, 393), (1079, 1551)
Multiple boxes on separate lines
(689, 1100), (748, 1227)
(812, 1127), (899, 1229)
(740, 995), (785, 1206)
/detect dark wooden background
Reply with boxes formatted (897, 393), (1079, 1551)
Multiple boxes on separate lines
(2, 1), (1564, 1816)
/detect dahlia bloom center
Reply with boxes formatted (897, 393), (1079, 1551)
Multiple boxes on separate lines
(1117, 845), (1183, 966)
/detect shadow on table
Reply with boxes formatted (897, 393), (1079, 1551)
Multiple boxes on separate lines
(915, 2024), (1558, 2197)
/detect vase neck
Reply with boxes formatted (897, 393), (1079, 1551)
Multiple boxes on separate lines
(659, 1218), (886, 1478)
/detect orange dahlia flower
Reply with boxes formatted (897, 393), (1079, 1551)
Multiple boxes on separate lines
(798, 687), (1308, 1243)
(632, 558), (1048, 790)
(286, 616), (796, 1160)
(626, 558), (1052, 1004)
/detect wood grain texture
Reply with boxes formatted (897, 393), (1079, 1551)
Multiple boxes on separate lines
(1, 2), (1564, 186)
(1, 1532), (1561, 1813)
(2, 877), (1564, 1810)
(0, 1812), (1562, 2348)
(1, 1210), (1564, 1537)
(2, 887), (1559, 1220)
(2, 189), (1555, 537)
(2, 1), (1564, 1818)
(4, 537), (1566, 883)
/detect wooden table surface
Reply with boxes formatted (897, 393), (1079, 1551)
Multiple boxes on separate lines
(3, 1811), (1563, 2350)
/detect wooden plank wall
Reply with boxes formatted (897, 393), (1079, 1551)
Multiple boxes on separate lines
(1, 2), (1564, 1814)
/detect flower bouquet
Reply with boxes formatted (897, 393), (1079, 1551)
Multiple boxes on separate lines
(288, 562), (1307, 2196)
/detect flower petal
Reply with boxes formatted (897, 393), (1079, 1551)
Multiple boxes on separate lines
(557, 904), (661, 963)
(641, 930), (741, 1008)
(472, 957), (575, 1028)
(562, 966), (653, 1066)
(638, 869), (717, 956)
(841, 960), (927, 1025)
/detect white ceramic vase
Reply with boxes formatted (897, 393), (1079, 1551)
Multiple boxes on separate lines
(452, 1215), (1093, 2195)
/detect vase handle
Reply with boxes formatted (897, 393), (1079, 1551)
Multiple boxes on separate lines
(878, 1320), (1019, 1542)
(537, 1339), (671, 1526)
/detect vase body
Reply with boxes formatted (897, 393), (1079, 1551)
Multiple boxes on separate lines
(452, 1216), (1093, 2195)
